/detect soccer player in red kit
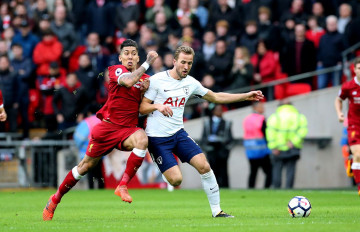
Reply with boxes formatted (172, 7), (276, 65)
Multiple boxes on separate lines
(335, 57), (360, 196)
(43, 39), (158, 221)
(0, 90), (7, 121)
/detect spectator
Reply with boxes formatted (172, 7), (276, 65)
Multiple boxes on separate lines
(73, 110), (103, 189)
(238, 20), (259, 55)
(243, 102), (272, 189)
(266, 99), (308, 189)
(311, 1), (326, 28)
(317, 15), (347, 89)
(201, 30), (216, 62)
(208, 0), (242, 37)
(3, 27), (15, 58)
(189, 0), (208, 29)
(227, 46), (253, 91)
(0, 2), (12, 32)
(201, 104), (233, 188)
(181, 26), (201, 52)
(12, 19), (40, 59)
(280, 0), (307, 25)
(52, 73), (88, 131)
(305, 16), (326, 48)
(280, 17), (295, 46)
(33, 15), (51, 38)
(145, 0), (173, 24)
(214, 20), (236, 51)
(148, 56), (165, 76)
(337, 3), (352, 34)
(175, 0), (201, 33)
(282, 23), (316, 87)
(257, 6), (281, 52)
(33, 29), (63, 77)
(71, 0), (88, 44)
(0, 40), (10, 57)
(0, 55), (18, 133)
(114, 0), (139, 32)
(201, 73), (217, 91)
(69, 32), (110, 73)
(75, 53), (99, 114)
(123, 20), (140, 43)
(207, 39), (233, 90)
(33, 0), (50, 26)
(250, 40), (278, 100)
(153, 11), (171, 50)
(10, 43), (33, 139)
(163, 51), (174, 69)
(50, 5), (78, 69)
(85, 0), (115, 44)
(37, 62), (66, 134)
(165, 30), (180, 52)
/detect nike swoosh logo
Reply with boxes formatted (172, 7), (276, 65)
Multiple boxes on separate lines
(164, 89), (172, 92)
(210, 186), (217, 190)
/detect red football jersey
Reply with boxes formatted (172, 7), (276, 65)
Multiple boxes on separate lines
(96, 64), (149, 127)
(339, 77), (360, 126)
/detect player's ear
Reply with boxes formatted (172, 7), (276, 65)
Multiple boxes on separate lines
(118, 54), (122, 63)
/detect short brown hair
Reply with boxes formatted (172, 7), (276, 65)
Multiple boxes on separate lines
(354, 57), (360, 67)
(174, 45), (195, 60)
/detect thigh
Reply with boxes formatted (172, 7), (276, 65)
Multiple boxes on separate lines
(174, 129), (203, 164)
(121, 128), (147, 151)
(148, 135), (178, 173)
(350, 144), (360, 161)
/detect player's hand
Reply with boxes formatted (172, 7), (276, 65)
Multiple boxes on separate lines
(0, 111), (7, 121)
(246, 90), (264, 101)
(157, 104), (173, 117)
(337, 112), (345, 123)
(146, 51), (158, 65)
(140, 79), (150, 93)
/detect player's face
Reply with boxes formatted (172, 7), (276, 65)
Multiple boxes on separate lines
(355, 63), (360, 78)
(174, 52), (193, 79)
(119, 46), (139, 71)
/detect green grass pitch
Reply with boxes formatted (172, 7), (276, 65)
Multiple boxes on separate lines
(0, 188), (359, 232)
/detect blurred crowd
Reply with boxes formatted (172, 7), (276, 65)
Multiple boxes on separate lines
(0, 0), (358, 139)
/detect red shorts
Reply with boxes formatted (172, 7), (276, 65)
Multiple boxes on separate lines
(347, 124), (360, 146)
(86, 120), (142, 158)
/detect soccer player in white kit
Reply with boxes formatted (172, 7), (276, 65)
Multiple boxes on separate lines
(140, 45), (264, 217)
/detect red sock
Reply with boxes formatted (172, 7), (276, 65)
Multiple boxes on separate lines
(119, 152), (144, 186)
(353, 168), (360, 189)
(52, 170), (79, 204)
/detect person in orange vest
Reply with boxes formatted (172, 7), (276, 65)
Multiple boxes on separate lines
(243, 102), (272, 188)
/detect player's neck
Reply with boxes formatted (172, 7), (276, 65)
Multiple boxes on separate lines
(169, 69), (181, 80)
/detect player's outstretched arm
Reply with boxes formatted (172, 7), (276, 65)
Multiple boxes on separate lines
(118, 51), (158, 88)
(139, 97), (173, 117)
(202, 90), (264, 104)
(334, 97), (344, 123)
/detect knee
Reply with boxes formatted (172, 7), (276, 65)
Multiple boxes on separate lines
(135, 131), (148, 149)
(197, 162), (211, 175)
(167, 175), (182, 187)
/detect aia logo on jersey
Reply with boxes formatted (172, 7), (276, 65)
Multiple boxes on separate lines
(164, 97), (186, 107)
(115, 68), (122, 76)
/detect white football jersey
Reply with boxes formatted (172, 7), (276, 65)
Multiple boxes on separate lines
(144, 70), (208, 137)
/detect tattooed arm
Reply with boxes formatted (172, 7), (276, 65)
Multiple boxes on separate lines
(118, 51), (158, 87)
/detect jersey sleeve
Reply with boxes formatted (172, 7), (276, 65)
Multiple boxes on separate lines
(338, 83), (348, 100)
(108, 65), (129, 85)
(0, 90), (3, 108)
(144, 76), (158, 101)
(192, 78), (209, 97)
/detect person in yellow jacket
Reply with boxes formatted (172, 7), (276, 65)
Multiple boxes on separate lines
(266, 99), (308, 188)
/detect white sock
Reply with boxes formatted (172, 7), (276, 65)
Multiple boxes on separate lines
(133, 148), (146, 158)
(351, 162), (360, 170)
(201, 170), (221, 217)
(72, 166), (84, 180)
(162, 174), (174, 192)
